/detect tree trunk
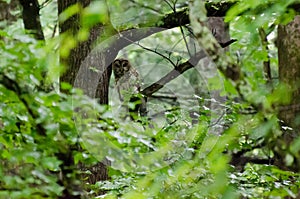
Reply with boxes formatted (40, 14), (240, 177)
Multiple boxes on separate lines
(278, 16), (300, 171)
(0, 0), (19, 24)
(185, 16), (230, 130)
(19, 0), (45, 40)
(195, 17), (229, 132)
(58, 0), (92, 86)
(58, 1), (112, 196)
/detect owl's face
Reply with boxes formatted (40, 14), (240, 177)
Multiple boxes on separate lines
(112, 58), (131, 79)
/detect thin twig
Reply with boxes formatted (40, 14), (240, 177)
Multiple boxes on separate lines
(172, 0), (178, 11)
(167, 29), (192, 55)
(40, 0), (52, 9)
(141, 50), (207, 97)
(133, 41), (177, 67)
(150, 94), (177, 101)
(51, 23), (57, 38)
(208, 111), (226, 127)
(163, 0), (174, 11)
(258, 27), (272, 84)
(140, 39), (237, 97)
(128, 0), (163, 14)
(179, 26), (192, 56)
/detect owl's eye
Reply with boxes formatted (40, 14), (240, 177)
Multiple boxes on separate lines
(122, 61), (128, 67)
(123, 62), (130, 72)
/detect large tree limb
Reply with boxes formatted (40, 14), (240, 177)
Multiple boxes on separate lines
(149, 1), (300, 29)
(106, 2), (237, 52)
(141, 40), (236, 97)
(141, 51), (205, 97)
(106, 0), (300, 64)
(108, 2), (235, 51)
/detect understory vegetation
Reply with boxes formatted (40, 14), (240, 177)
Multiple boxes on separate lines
(0, 0), (300, 198)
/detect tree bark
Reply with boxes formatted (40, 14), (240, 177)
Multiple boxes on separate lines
(19, 0), (45, 40)
(0, 0), (19, 23)
(58, 0), (92, 86)
(58, 1), (111, 197)
(195, 17), (229, 132)
(278, 16), (300, 171)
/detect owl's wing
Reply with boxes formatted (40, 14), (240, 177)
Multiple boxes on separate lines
(116, 78), (136, 102)
(115, 81), (124, 101)
(130, 68), (142, 91)
(115, 67), (142, 103)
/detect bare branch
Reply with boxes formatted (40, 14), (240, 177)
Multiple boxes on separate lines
(141, 50), (206, 97)
(40, 0), (52, 9)
(140, 39), (237, 97)
(128, 0), (163, 14)
(230, 155), (274, 169)
(179, 26), (192, 57)
(133, 41), (177, 68)
(258, 28), (272, 84)
(229, 144), (274, 169)
(151, 94), (178, 101)
(51, 23), (57, 38)
(163, 0), (174, 11)
(209, 111), (226, 127)
(107, 1), (237, 57)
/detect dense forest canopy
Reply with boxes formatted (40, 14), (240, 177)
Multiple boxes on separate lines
(0, 0), (300, 198)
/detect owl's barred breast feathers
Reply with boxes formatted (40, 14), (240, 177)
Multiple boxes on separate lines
(112, 58), (147, 119)
(112, 58), (141, 101)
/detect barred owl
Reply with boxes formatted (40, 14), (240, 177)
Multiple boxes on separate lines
(112, 58), (146, 119)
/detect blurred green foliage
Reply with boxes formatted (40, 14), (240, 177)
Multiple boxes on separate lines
(0, 0), (299, 198)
